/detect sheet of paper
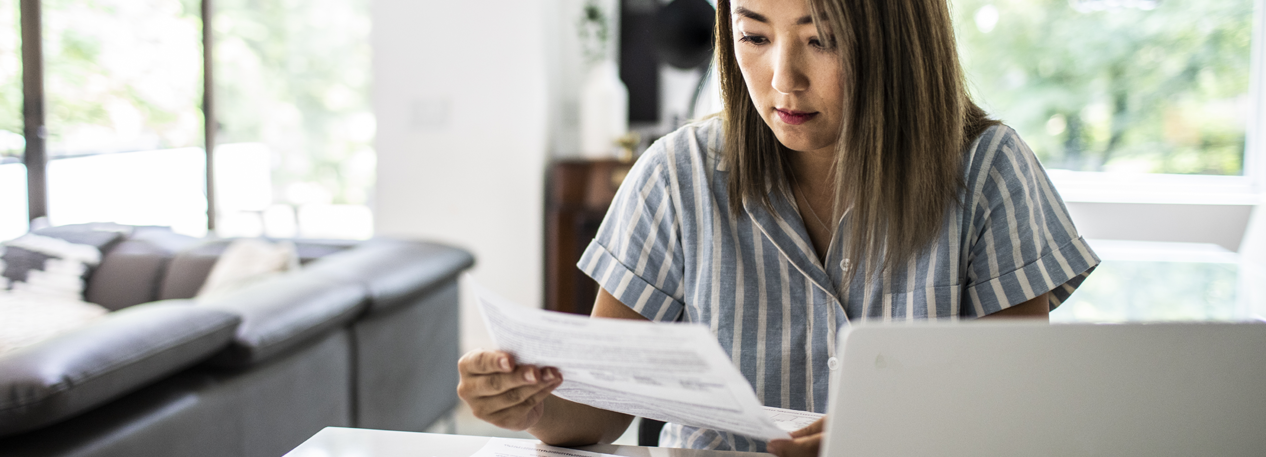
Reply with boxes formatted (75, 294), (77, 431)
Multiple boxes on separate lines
(475, 282), (791, 442)
(469, 438), (619, 457)
(763, 406), (825, 432)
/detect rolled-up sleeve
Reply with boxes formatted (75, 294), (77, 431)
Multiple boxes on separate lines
(963, 127), (1100, 318)
(578, 147), (687, 323)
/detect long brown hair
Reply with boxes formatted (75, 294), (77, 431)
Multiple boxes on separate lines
(716, 0), (997, 278)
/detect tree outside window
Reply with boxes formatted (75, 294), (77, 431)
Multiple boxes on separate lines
(953, 0), (1254, 175)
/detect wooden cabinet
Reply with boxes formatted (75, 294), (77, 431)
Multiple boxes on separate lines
(544, 159), (634, 315)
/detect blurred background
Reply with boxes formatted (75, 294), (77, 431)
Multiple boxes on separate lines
(0, 0), (1263, 348)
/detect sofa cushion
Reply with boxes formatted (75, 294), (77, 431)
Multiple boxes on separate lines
(158, 241), (227, 301)
(86, 227), (199, 311)
(159, 239), (356, 301)
(300, 238), (475, 312)
(30, 223), (131, 252)
(198, 270), (367, 368)
(0, 301), (240, 438)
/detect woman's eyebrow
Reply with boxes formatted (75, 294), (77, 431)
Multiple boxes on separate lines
(734, 7), (769, 23)
(733, 7), (813, 26)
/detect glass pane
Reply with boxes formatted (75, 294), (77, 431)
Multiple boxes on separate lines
(0, 0), (23, 240)
(953, 0), (1254, 175)
(0, 162), (26, 240)
(43, 0), (203, 156)
(47, 149), (207, 235)
(1052, 240), (1243, 323)
(42, 0), (206, 233)
(214, 0), (374, 239)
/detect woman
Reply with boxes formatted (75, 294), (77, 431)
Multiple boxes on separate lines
(458, 0), (1099, 455)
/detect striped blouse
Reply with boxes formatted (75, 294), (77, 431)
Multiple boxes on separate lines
(577, 117), (1100, 451)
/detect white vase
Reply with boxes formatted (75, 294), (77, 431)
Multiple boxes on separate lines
(579, 60), (629, 158)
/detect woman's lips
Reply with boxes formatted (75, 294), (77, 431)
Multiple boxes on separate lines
(775, 108), (818, 125)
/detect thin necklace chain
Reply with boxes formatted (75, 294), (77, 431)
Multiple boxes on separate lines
(789, 169), (834, 233)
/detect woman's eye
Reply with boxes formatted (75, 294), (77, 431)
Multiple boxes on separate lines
(738, 34), (768, 45)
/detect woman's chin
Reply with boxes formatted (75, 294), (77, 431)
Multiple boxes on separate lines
(771, 130), (837, 155)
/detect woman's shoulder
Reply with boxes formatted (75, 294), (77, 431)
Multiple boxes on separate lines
(961, 123), (1055, 203)
(963, 124), (1036, 179)
(635, 116), (726, 179)
(964, 124), (1022, 166)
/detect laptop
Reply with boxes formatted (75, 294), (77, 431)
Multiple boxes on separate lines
(819, 322), (1266, 456)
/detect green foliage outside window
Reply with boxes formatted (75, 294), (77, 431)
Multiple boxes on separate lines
(0, 0), (22, 159)
(43, 0), (203, 156)
(952, 0), (1254, 175)
(214, 0), (374, 207)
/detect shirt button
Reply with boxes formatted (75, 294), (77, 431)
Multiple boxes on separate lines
(827, 357), (840, 371)
(840, 258), (851, 271)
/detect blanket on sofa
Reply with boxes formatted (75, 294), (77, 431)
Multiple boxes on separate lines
(0, 290), (107, 355)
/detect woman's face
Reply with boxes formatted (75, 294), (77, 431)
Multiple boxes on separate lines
(731, 0), (843, 155)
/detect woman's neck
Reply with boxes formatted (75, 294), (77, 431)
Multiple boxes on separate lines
(787, 145), (841, 264)
(788, 145), (838, 197)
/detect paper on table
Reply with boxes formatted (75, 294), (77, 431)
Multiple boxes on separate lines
(469, 438), (619, 457)
(475, 281), (791, 442)
(763, 406), (824, 432)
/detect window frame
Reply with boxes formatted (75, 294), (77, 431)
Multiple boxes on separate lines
(17, 0), (216, 229)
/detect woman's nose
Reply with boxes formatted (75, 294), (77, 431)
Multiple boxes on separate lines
(771, 45), (808, 94)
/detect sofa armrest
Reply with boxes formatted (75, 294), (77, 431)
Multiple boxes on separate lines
(199, 271), (367, 368)
(301, 239), (475, 312)
(0, 301), (239, 438)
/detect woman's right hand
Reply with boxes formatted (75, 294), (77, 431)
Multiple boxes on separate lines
(457, 349), (563, 431)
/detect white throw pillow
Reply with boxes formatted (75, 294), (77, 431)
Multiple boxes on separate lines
(196, 239), (299, 300)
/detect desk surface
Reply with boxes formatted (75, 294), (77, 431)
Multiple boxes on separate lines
(285, 428), (769, 457)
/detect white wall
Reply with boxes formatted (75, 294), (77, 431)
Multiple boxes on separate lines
(372, 0), (558, 351)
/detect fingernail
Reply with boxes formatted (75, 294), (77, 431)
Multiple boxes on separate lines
(542, 370), (555, 382)
(524, 370), (536, 383)
(499, 357), (511, 371)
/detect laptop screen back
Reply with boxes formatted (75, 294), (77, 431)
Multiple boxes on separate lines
(820, 323), (1266, 456)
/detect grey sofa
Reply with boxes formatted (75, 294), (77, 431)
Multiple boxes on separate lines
(0, 227), (474, 457)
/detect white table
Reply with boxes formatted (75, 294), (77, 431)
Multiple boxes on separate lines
(285, 427), (769, 457)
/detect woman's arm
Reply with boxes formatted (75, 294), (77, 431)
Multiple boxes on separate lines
(525, 288), (646, 446)
(980, 291), (1050, 321)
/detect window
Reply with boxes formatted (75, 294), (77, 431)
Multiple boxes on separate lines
(212, 0), (374, 239)
(40, 0), (207, 235)
(0, 0), (23, 241)
(952, 0), (1264, 323)
(1054, 240), (1244, 323)
(952, 0), (1256, 177)
(8, 0), (375, 240)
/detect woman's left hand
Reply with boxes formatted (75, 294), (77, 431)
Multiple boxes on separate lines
(766, 417), (825, 457)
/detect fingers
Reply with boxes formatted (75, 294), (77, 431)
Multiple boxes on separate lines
(790, 417), (826, 438)
(766, 433), (821, 457)
(482, 378), (562, 430)
(457, 349), (565, 431)
(459, 349), (515, 375)
(462, 364), (553, 399)
(478, 370), (563, 412)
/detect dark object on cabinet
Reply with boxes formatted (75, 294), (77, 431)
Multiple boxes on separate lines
(655, 0), (716, 70)
(545, 159), (633, 316)
(621, 0), (661, 123)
